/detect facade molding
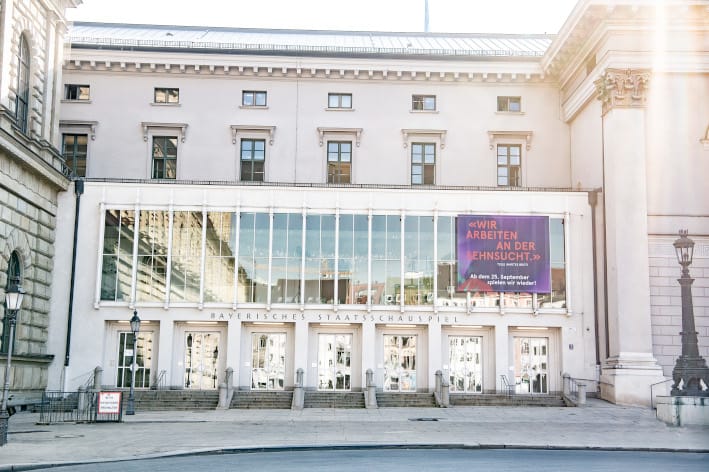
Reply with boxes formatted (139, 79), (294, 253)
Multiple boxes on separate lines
(59, 119), (97, 140)
(594, 68), (650, 116)
(230, 125), (276, 145)
(401, 129), (447, 148)
(141, 121), (188, 142)
(487, 130), (533, 150)
(317, 127), (362, 147)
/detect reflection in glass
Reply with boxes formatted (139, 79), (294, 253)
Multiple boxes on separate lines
(251, 333), (286, 390)
(238, 213), (269, 303)
(404, 216), (434, 305)
(116, 331), (152, 388)
(514, 337), (549, 394)
(204, 212), (237, 303)
(318, 334), (352, 390)
(383, 335), (416, 392)
(271, 213), (303, 303)
(101, 210), (134, 301)
(304, 214), (336, 304)
(372, 215), (400, 305)
(538, 218), (566, 308)
(171, 211), (202, 302)
(184, 332), (220, 389)
(448, 336), (482, 393)
(435, 216), (469, 307)
(136, 210), (169, 302)
(338, 214), (369, 304)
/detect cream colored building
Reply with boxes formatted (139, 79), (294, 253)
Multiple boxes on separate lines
(4, 0), (706, 409)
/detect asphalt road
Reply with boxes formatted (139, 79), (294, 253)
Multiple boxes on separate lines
(29, 448), (709, 472)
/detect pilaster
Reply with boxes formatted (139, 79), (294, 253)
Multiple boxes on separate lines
(595, 68), (665, 406)
(156, 319), (174, 387)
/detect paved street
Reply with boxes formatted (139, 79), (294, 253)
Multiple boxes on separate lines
(1, 399), (708, 471)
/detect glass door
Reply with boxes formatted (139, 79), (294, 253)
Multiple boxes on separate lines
(383, 335), (417, 392)
(251, 333), (286, 390)
(448, 336), (483, 393)
(317, 334), (352, 390)
(117, 332), (153, 388)
(184, 332), (220, 389)
(514, 337), (549, 394)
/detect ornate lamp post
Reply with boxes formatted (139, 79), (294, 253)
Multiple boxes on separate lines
(671, 230), (709, 396)
(125, 310), (141, 415)
(212, 346), (218, 389)
(1, 280), (25, 446)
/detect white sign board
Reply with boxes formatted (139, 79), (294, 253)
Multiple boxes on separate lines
(98, 391), (122, 414)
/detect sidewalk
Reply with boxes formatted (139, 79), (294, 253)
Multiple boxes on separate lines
(2, 399), (708, 470)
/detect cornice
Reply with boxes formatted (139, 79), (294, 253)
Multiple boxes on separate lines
(63, 50), (554, 84)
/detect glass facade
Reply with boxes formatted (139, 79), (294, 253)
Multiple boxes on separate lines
(100, 209), (566, 309)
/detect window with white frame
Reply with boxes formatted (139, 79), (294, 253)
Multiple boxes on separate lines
(242, 90), (267, 107)
(154, 87), (179, 104)
(65, 84), (90, 101)
(411, 143), (436, 185)
(328, 93), (352, 109)
(240, 138), (266, 182)
(497, 144), (521, 187)
(412, 94), (436, 111)
(497, 96), (521, 112)
(152, 136), (178, 179)
(327, 141), (352, 184)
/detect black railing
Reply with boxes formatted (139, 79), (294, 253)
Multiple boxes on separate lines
(38, 390), (122, 424)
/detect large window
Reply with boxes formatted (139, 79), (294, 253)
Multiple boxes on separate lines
(152, 136), (177, 179)
(436, 216), (476, 307)
(497, 144), (521, 187)
(327, 141), (352, 184)
(154, 87), (179, 104)
(538, 218), (566, 308)
(101, 210), (135, 302)
(240, 139), (265, 182)
(271, 213), (303, 304)
(371, 215), (401, 305)
(238, 212), (269, 303)
(404, 216), (434, 305)
(135, 211), (169, 302)
(1, 251), (22, 353)
(338, 214), (369, 304)
(304, 214), (336, 304)
(203, 212), (237, 303)
(62, 134), (88, 177)
(412, 94), (436, 111)
(15, 34), (30, 133)
(170, 211), (203, 302)
(411, 143), (435, 185)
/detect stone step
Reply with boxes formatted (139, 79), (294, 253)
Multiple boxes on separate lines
(230, 391), (293, 409)
(123, 389), (219, 411)
(376, 393), (436, 408)
(450, 394), (566, 407)
(304, 392), (365, 409)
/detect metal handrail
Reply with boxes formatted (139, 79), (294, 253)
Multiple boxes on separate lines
(650, 378), (673, 409)
(153, 370), (167, 390)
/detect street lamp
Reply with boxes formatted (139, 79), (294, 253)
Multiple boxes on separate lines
(125, 310), (141, 415)
(1, 280), (25, 446)
(212, 346), (218, 388)
(670, 230), (709, 397)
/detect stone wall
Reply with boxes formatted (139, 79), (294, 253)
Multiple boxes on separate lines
(649, 235), (709, 376)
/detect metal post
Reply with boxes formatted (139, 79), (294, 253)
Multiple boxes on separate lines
(670, 231), (709, 397)
(0, 311), (17, 446)
(126, 310), (141, 415)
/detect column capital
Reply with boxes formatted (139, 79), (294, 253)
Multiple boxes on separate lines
(595, 68), (650, 116)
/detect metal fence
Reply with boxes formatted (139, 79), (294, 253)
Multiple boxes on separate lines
(38, 390), (122, 424)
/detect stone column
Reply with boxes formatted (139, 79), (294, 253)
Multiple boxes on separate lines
(361, 321), (376, 387)
(226, 320), (241, 387)
(293, 319), (308, 388)
(494, 324), (509, 393)
(156, 319), (174, 388)
(595, 69), (665, 406)
(427, 322), (441, 392)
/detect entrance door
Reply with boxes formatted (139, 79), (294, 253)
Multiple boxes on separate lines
(448, 336), (482, 393)
(251, 333), (286, 390)
(184, 332), (220, 389)
(117, 332), (153, 388)
(317, 334), (352, 390)
(514, 337), (549, 394)
(383, 335), (417, 392)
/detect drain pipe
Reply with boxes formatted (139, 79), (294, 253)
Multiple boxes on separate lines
(588, 188), (601, 366)
(64, 179), (84, 373)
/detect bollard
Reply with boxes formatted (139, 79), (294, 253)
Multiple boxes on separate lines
(365, 368), (377, 408)
(93, 366), (103, 391)
(292, 368), (304, 410)
(77, 386), (88, 417)
(435, 370), (442, 393)
(217, 382), (228, 409)
(562, 373), (570, 397)
(577, 381), (587, 405)
(440, 375), (450, 408)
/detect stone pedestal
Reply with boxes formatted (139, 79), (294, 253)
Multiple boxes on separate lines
(656, 396), (709, 426)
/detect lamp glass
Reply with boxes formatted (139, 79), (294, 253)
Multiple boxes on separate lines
(4, 284), (25, 311)
(130, 311), (141, 334)
(673, 232), (694, 266)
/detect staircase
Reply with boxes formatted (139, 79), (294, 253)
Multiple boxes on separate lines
(375, 392), (436, 407)
(450, 393), (567, 407)
(304, 391), (366, 409)
(125, 389), (219, 411)
(230, 390), (293, 409)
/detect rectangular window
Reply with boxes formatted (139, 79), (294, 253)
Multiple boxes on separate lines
(170, 211), (203, 302)
(152, 136), (178, 179)
(404, 216), (434, 305)
(154, 87), (179, 104)
(497, 144), (521, 187)
(238, 212), (270, 303)
(305, 214), (336, 304)
(62, 133), (88, 177)
(327, 141), (352, 184)
(101, 210), (135, 301)
(337, 214), (369, 304)
(371, 215), (401, 306)
(411, 143), (435, 185)
(412, 94), (436, 111)
(242, 91), (267, 107)
(136, 210), (169, 302)
(240, 139), (266, 182)
(328, 93), (352, 109)
(203, 212), (237, 303)
(271, 213), (303, 304)
(497, 96), (521, 112)
(65, 84), (90, 101)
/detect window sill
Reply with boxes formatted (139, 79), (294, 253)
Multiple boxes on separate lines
(151, 102), (181, 107)
(495, 111), (525, 115)
(410, 110), (438, 114)
(239, 105), (269, 110)
(325, 107), (355, 112)
(61, 99), (92, 104)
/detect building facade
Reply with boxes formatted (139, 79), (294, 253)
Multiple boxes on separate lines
(0, 0), (81, 409)
(37, 0), (709, 407)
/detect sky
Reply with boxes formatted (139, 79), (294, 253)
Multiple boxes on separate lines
(66, 0), (579, 34)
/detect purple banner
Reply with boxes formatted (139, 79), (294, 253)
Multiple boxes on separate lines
(456, 215), (550, 293)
